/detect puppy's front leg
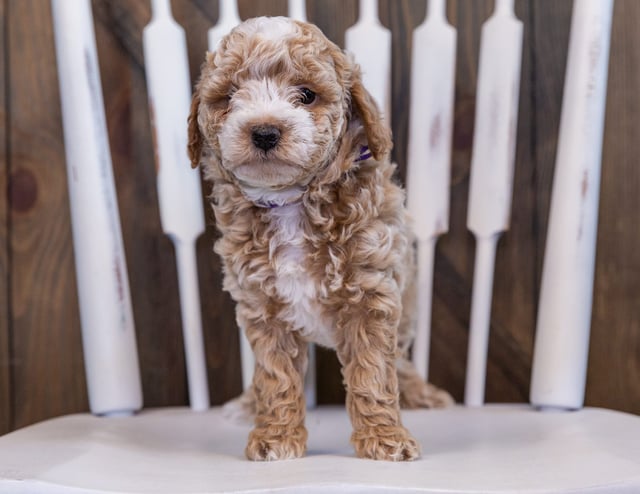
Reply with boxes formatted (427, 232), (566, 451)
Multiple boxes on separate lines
(243, 314), (308, 461)
(335, 289), (420, 461)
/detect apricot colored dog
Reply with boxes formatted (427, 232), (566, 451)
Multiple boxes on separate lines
(188, 16), (452, 461)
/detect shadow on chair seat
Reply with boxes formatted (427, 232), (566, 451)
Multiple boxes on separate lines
(1, 405), (639, 493)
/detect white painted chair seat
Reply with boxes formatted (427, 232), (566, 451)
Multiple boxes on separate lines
(0, 405), (640, 494)
(1, 405), (640, 493)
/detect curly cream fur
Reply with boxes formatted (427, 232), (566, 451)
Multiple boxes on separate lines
(189, 16), (453, 462)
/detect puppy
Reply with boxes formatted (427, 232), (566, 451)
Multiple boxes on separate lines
(188, 16), (453, 461)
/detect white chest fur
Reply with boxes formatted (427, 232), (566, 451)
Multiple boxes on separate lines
(267, 204), (335, 348)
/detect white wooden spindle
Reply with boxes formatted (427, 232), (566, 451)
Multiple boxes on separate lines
(51, 0), (142, 416)
(345, 0), (392, 118)
(288, 0), (307, 22)
(208, 0), (241, 50)
(530, 0), (614, 411)
(144, 0), (209, 411)
(303, 344), (316, 409)
(464, 0), (523, 407)
(406, 0), (456, 381)
(238, 330), (254, 393)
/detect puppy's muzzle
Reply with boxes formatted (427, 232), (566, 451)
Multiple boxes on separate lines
(251, 125), (281, 152)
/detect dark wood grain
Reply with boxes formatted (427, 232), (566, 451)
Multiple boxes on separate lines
(0, 0), (11, 435)
(2, 0), (640, 433)
(385, 0), (425, 176)
(7, 0), (87, 429)
(531, 0), (573, 287)
(588, 0), (640, 414)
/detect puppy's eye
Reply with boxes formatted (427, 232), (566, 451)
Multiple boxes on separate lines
(298, 87), (316, 105)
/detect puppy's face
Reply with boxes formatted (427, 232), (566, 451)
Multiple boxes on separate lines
(189, 17), (391, 193)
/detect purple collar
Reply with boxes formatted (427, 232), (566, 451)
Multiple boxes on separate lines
(356, 145), (372, 162)
(255, 199), (293, 209)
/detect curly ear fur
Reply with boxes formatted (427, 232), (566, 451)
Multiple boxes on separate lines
(187, 88), (203, 169)
(349, 70), (392, 161)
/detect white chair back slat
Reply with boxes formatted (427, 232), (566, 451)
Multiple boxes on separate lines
(406, 0), (457, 382)
(530, 0), (614, 411)
(345, 0), (391, 119)
(304, 340), (317, 408)
(464, 0), (523, 407)
(143, 0), (209, 411)
(208, 0), (241, 50)
(50, 0), (142, 416)
(288, 0), (307, 22)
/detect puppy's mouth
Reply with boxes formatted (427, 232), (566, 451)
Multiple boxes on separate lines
(232, 158), (305, 189)
(218, 119), (319, 189)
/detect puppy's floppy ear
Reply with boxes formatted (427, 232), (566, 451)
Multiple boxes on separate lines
(187, 87), (203, 169)
(349, 69), (392, 161)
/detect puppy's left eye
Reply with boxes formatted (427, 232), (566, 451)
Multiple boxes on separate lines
(298, 88), (316, 105)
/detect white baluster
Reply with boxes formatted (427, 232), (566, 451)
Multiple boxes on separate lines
(144, 0), (209, 411)
(406, 0), (456, 381)
(530, 0), (614, 411)
(288, 0), (307, 22)
(208, 0), (241, 50)
(345, 0), (392, 119)
(51, 0), (142, 416)
(465, 0), (523, 407)
(303, 344), (317, 410)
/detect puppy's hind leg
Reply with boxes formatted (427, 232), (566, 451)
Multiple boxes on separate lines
(396, 252), (455, 409)
(396, 356), (455, 409)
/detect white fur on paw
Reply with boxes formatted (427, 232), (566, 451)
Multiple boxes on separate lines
(428, 385), (455, 408)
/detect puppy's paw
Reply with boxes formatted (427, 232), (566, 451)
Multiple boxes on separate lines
(245, 425), (308, 461)
(400, 381), (455, 409)
(396, 358), (455, 409)
(352, 425), (420, 461)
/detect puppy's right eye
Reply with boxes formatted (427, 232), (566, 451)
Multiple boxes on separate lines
(299, 87), (316, 105)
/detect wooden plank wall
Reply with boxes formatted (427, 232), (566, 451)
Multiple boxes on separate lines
(1, 0), (638, 433)
(0, 0), (9, 436)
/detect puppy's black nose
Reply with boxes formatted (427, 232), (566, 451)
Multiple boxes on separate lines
(251, 125), (281, 152)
